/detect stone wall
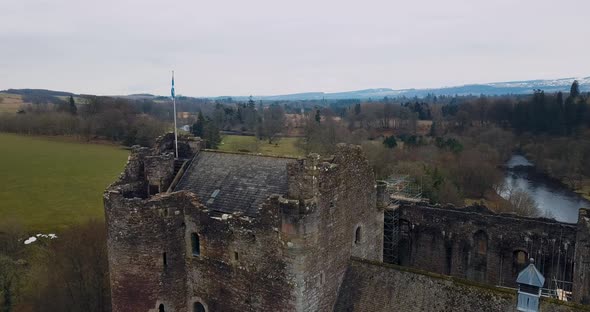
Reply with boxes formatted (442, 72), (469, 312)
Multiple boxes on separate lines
(183, 195), (295, 312)
(105, 141), (384, 312)
(106, 188), (297, 311)
(389, 204), (578, 290)
(334, 258), (589, 312)
(281, 144), (383, 311)
(574, 209), (590, 304)
(104, 191), (190, 312)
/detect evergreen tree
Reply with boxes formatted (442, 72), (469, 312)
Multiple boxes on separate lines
(247, 96), (255, 109)
(203, 117), (221, 149)
(383, 136), (397, 149)
(554, 92), (566, 135)
(68, 96), (77, 115)
(565, 96), (577, 135)
(191, 112), (205, 137)
(354, 103), (361, 115)
(315, 109), (321, 123)
(429, 121), (437, 137)
(570, 80), (580, 98)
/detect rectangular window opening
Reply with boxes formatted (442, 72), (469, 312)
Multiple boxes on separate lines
(191, 233), (201, 256)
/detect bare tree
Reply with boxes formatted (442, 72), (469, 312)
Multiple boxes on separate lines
(258, 104), (285, 144)
(0, 221), (24, 312)
(503, 187), (540, 217)
(32, 220), (111, 312)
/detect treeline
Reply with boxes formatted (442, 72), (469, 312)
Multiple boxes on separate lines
(0, 95), (169, 147)
(300, 117), (508, 203)
(297, 97), (550, 216)
(522, 135), (590, 189)
(0, 220), (110, 312)
(189, 97), (286, 147)
(443, 81), (590, 135)
(304, 81), (590, 138)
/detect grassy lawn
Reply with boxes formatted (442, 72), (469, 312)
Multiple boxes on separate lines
(0, 133), (129, 232)
(218, 135), (304, 157)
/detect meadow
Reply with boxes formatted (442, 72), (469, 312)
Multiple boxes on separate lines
(217, 135), (304, 157)
(0, 133), (129, 232)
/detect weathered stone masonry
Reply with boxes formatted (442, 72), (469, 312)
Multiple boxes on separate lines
(334, 258), (590, 312)
(104, 135), (382, 312)
(385, 202), (590, 303)
(104, 133), (587, 311)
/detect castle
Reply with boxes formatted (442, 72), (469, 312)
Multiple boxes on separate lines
(104, 134), (590, 311)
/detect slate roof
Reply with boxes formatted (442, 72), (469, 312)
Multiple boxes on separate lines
(175, 151), (295, 217)
(517, 263), (545, 287)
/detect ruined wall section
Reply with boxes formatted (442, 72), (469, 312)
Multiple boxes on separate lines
(282, 144), (383, 312)
(108, 133), (202, 199)
(393, 204), (577, 289)
(104, 191), (192, 312)
(144, 153), (175, 194)
(574, 208), (590, 304)
(106, 185), (296, 312)
(183, 196), (296, 312)
(104, 133), (208, 312)
(334, 258), (587, 312)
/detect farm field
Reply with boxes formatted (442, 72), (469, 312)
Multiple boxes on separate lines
(0, 92), (24, 113)
(0, 133), (129, 232)
(217, 135), (304, 157)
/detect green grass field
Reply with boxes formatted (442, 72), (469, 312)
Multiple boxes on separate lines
(0, 133), (129, 232)
(218, 135), (304, 157)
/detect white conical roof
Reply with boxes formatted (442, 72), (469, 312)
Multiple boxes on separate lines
(517, 263), (545, 287)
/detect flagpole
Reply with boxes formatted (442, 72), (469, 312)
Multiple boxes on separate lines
(172, 70), (178, 158)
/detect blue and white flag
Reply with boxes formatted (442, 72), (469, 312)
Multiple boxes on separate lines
(171, 71), (175, 99)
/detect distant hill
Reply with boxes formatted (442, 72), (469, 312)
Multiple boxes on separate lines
(239, 76), (590, 101)
(2, 88), (74, 97)
(3, 76), (589, 102)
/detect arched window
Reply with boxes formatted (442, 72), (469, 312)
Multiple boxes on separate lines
(193, 302), (206, 312)
(355, 226), (362, 245)
(513, 250), (528, 273)
(191, 233), (200, 256)
(515, 250), (527, 265)
(473, 230), (488, 256)
(158, 304), (165, 312)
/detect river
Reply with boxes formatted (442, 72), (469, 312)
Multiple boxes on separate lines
(502, 155), (590, 223)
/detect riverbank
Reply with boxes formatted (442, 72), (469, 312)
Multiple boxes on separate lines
(501, 154), (590, 223)
(519, 135), (590, 204)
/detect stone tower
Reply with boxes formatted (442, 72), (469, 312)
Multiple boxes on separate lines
(104, 135), (382, 312)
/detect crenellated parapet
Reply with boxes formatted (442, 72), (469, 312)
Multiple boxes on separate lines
(106, 133), (203, 200)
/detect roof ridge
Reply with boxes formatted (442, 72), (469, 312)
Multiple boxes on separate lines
(202, 149), (300, 160)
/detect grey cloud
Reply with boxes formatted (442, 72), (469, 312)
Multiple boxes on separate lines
(1, 0), (589, 96)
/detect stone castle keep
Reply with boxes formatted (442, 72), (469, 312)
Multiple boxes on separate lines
(104, 134), (590, 312)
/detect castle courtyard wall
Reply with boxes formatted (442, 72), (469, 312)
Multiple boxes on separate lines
(334, 258), (588, 312)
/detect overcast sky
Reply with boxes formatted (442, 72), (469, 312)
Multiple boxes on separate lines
(1, 0), (589, 97)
